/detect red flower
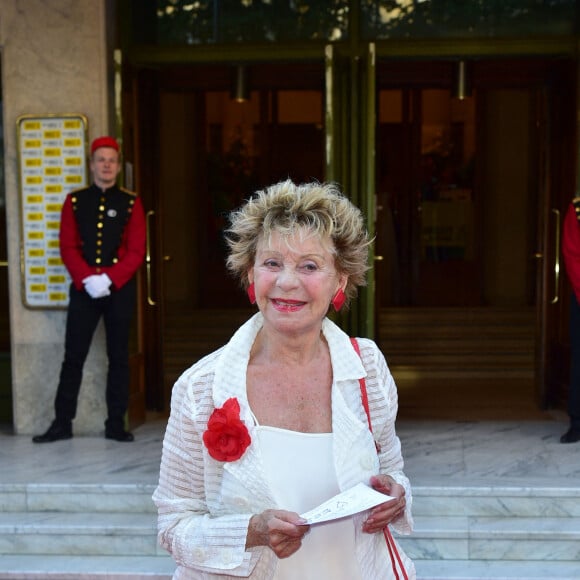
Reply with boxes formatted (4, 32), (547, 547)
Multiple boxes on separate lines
(203, 398), (251, 462)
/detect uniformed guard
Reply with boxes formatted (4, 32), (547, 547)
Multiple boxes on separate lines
(560, 195), (580, 443)
(33, 136), (146, 443)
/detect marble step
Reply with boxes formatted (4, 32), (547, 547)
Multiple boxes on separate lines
(412, 485), (580, 518)
(0, 511), (162, 556)
(0, 483), (157, 513)
(414, 559), (580, 580)
(398, 515), (580, 561)
(1, 482), (578, 578)
(5, 483), (579, 518)
(2, 510), (578, 562)
(0, 555), (175, 579)
(0, 557), (577, 580)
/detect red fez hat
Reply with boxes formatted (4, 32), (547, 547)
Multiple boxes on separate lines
(91, 136), (119, 154)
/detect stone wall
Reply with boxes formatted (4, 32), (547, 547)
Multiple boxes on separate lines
(1, 0), (113, 434)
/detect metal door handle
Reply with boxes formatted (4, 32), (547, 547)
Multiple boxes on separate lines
(146, 210), (157, 306)
(551, 208), (560, 304)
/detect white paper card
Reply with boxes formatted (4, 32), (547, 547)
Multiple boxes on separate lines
(300, 482), (393, 525)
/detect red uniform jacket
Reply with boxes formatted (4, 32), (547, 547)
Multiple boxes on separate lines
(59, 185), (146, 290)
(563, 199), (580, 303)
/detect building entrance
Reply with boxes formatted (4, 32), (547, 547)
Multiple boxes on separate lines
(127, 57), (575, 420)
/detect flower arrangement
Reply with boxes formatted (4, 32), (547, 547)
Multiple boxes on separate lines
(203, 397), (251, 462)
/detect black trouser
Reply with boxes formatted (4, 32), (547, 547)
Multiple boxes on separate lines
(569, 293), (580, 430)
(54, 280), (136, 431)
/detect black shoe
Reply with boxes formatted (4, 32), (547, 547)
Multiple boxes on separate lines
(560, 428), (580, 444)
(32, 421), (73, 443)
(105, 429), (134, 442)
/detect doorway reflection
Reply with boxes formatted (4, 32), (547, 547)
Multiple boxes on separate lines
(376, 85), (477, 307)
(157, 67), (325, 310)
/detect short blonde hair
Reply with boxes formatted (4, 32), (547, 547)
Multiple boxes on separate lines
(225, 180), (371, 306)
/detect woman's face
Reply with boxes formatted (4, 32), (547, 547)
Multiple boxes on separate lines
(249, 228), (347, 337)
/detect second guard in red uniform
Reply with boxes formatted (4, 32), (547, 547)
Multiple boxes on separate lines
(561, 196), (580, 443)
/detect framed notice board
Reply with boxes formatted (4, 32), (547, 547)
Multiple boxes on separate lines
(17, 114), (89, 308)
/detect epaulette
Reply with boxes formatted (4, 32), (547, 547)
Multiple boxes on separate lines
(120, 187), (138, 197)
(573, 197), (580, 224)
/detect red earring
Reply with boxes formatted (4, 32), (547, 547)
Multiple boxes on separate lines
(331, 288), (346, 312)
(247, 283), (256, 305)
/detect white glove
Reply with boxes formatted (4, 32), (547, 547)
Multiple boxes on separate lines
(86, 274), (111, 298)
(82, 274), (112, 298)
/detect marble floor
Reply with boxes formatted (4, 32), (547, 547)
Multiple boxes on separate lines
(1, 414), (579, 488)
(2, 416), (580, 580)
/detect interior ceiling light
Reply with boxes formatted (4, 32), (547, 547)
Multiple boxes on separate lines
(453, 60), (472, 100)
(231, 65), (250, 103)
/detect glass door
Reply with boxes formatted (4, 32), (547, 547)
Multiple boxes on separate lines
(375, 63), (478, 308)
(135, 62), (328, 413)
(372, 57), (576, 418)
(534, 60), (577, 410)
(154, 64), (326, 311)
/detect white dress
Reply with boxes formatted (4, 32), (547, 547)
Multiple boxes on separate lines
(257, 426), (364, 580)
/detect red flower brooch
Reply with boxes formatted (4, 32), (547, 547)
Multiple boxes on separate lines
(203, 398), (251, 462)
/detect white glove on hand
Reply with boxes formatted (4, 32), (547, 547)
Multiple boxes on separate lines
(82, 275), (101, 298)
(82, 274), (112, 299)
(98, 273), (112, 293)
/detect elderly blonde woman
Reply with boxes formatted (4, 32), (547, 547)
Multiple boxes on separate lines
(153, 180), (415, 579)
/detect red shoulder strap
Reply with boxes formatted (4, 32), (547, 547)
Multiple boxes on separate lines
(351, 340), (408, 579)
(350, 337), (373, 434)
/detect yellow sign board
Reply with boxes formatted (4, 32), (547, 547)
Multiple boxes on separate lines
(17, 114), (88, 308)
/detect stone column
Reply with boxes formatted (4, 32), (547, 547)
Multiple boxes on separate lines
(1, 0), (114, 434)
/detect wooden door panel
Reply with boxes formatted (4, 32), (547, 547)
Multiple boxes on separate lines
(124, 66), (165, 422)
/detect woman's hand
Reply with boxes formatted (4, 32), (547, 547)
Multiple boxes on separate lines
(247, 510), (310, 559)
(362, 475), (406, 534)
